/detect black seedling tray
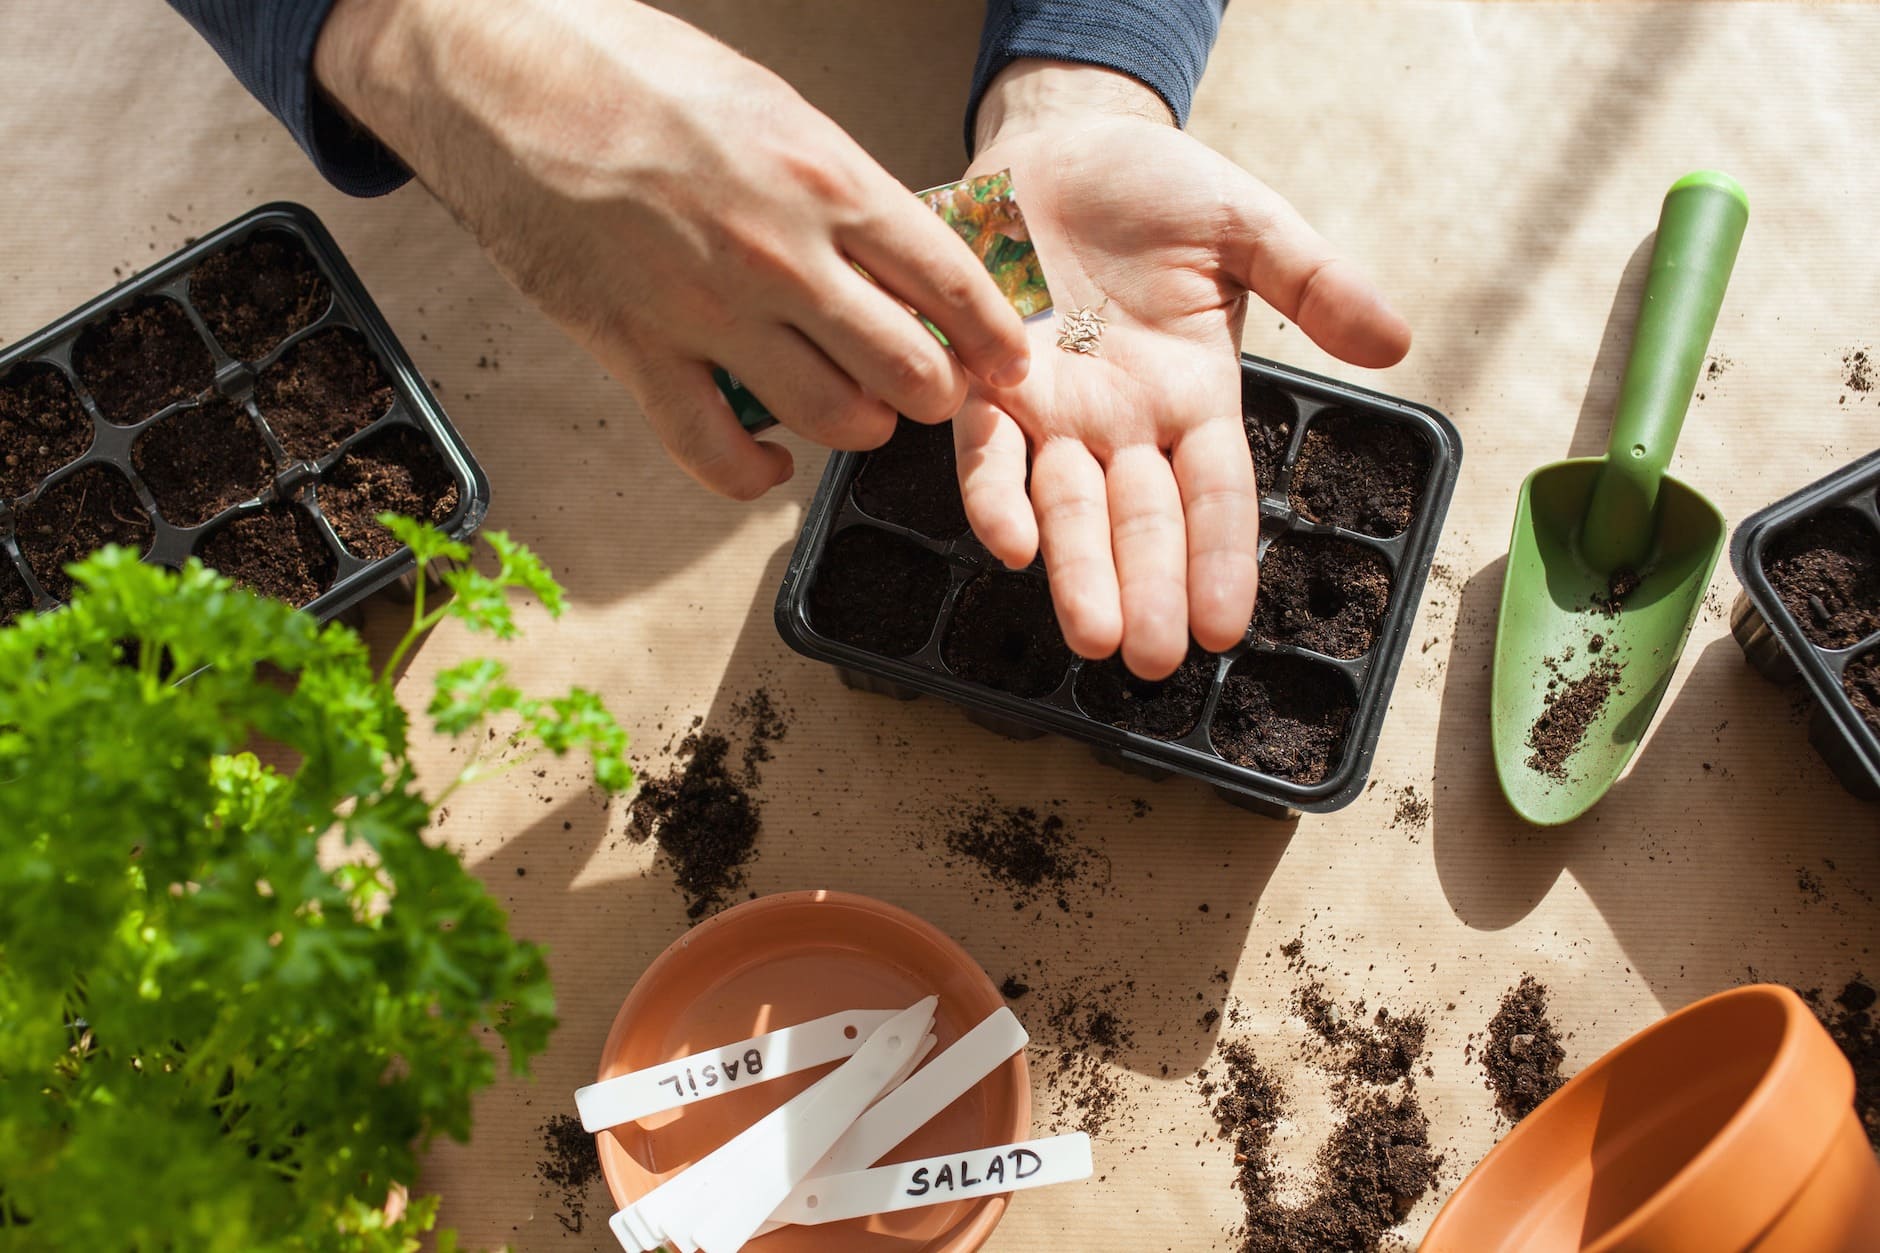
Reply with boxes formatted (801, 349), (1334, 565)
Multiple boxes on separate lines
(1729, 447), (1880, 801)
(0, 202), (487, 624)
(774, 355), (1462, 818)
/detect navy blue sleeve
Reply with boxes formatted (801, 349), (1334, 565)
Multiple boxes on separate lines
(166, 0), (411, 197)
(969, 0), (1226, 151)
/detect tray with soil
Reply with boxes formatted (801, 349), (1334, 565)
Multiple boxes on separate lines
(1730, 447), (1880, 800)
(774, 356), (1462, 817)
(0, 203), (487, 624)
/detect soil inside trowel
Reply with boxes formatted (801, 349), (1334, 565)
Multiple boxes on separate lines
(1255, 534), (1392, 659)
(1525, 656), (1625, 780)
(940, 570), (1075, 698)
(15, 465), (153, 601)
(1845, 651), (1880, 737)
(1289, 411), (1431, 538)
(1074, 643), (1214, 740)
(316, 427), (460, 560)
(71, 297), (214, 426)
(851, 416), (969, 539)
(188, 230), (331, 362)
(807, 524), (950, 657)
(1762, 508), (1880, 650)
(0, 362), (93, 500)
(254, 327), (394, 462)
(1209, 652), (1356, 784)
(133, 397), (274, 528)
(196, 505), (336, 607)
(1482, 975), (1569, 1121)
(1243, 378), (1297, 495)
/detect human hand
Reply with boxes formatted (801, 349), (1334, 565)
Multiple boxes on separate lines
(960, 62), (1411, 678)
(315, 0), (1030, 499)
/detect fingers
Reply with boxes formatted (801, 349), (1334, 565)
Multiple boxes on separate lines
(840, 203), (1032, 390)
(1106, 446), (1189, 679)
(1172, 418), (1260, 653)
(1221, 168), (1412, 369)
(1031, 438), (1121, 659)
(722, 327), (898, 450)
(793, 266), (970, 423)
(955, 396), (1038, 567)
(633, 355), (794, 500)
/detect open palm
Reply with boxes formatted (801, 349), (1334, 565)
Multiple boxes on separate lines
(956, 118), (1410, 678)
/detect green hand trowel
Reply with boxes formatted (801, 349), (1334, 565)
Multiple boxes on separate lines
(1491, 172), (1749, 825)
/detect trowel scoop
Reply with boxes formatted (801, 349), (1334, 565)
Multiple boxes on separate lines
(1491, 172), (1748, 825)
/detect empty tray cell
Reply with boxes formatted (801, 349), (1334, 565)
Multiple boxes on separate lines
(1845, 650), (1880, 738)
(1243, 377), (1297, 495)
(808, 525), (950, 657)
(317, 426), (461, 560)
(852, 416), (969, 539)
(1254, 534), (1392, 659)
(1074, 643), (1214, 741)
(2, 561), (31, 625)
(189, 230), (332, 361)
(197, 505), (336, 608)
(16, 465), (153, 600)
(255, 327), (394, 461)
(1761, 508), (1880, 649)
(71, 296), (213, 425)
(941, 570), (1074, 698)
(133, 397), (274, 527)
(1209, 652), (1356, 785)
(0, 362), (92, 499)
(1290, 410), (1431, 538)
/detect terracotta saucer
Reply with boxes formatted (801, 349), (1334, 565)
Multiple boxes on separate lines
(594, 890), (1030, 1253)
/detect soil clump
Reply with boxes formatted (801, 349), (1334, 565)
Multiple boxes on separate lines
(1526, 657), (1625, 779)
(941, 801), (1089, 910)
(536, 1113), (603, 1234)
(1482, 976), (1568, 1121)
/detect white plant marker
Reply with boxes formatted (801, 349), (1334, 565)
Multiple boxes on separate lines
(575, 1007), (900, 1132)
(756, 1005), (1029, 1236)
(610, 998), (937, 1253)
(768, 1133), (1094, 1226)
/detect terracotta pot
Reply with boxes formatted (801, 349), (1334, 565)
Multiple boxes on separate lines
(594, 889), (1029, 1253)
(1423, 983), (1880, 1252)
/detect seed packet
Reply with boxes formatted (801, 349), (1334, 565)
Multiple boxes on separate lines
(716, 169), (1053, 432)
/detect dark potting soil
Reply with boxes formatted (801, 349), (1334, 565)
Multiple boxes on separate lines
(1294, 982), (1429, 1086)
(70, 297), (214, 426)
(1210, 652), (1355, 784)
(851, 416), (969, 539)
(807, 525), (950, 657)
(1845, 651), (1880, 737)
(1844, 348), (1874, 395)
(196, 506), (336, 607)
(317, 427), (460, 560)
(1803, 979), (1878, 1150)
(1526, 658), (1625, 780)
(254, 327), (394, 461)
(1255, 534), (1392, 659)
(133, 398), (274, 527)
(16, 466), (152, 601)
(1763, 509), (1880, 649)
(1243, 377), (1296, 495)
(1483, 975), (1568, 1121)
(0, 362), (92, 500)
(942, 801), (1088, 909)
(1074, 643), (1213, 740)
(1, 562), (31, 624)
(188, 231), (331, 362)
(627, 692), (787, 921)
(941, 571), (1074, 698)
(1043, 984), (1136, 1137)
(536, 1113), (603, 1234)
(1289, 411), (1431, 538)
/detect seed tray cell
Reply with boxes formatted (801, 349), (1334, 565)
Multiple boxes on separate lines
(1730, 447), (1880, 800)
(775, 356), (1463, 817)
(0, 203), (488, 625)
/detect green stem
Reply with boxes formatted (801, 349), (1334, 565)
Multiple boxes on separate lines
(432, 746), (544, 811)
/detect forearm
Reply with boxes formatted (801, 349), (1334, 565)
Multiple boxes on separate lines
(973, 60), (1173, 152)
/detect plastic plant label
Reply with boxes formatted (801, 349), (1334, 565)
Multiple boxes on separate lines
(768, 1133), (1095, 1226)
(715, 168), (1052, 432)
(574, 1006), (898, 1132)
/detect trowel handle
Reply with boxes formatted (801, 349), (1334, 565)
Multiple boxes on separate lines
(1582, 171), (1748, 572)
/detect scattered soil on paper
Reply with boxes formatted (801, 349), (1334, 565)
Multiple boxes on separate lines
(941, 801), (1090, 910)
(1804, 979), (1878, 1150)
(1040, 979), (1137, 1139)
(1843, 347), (1874, 394)
(1482, 976), (1568, 1121)
(536, 1113), (603, 1235)
(1389, 785), (1431, 833)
